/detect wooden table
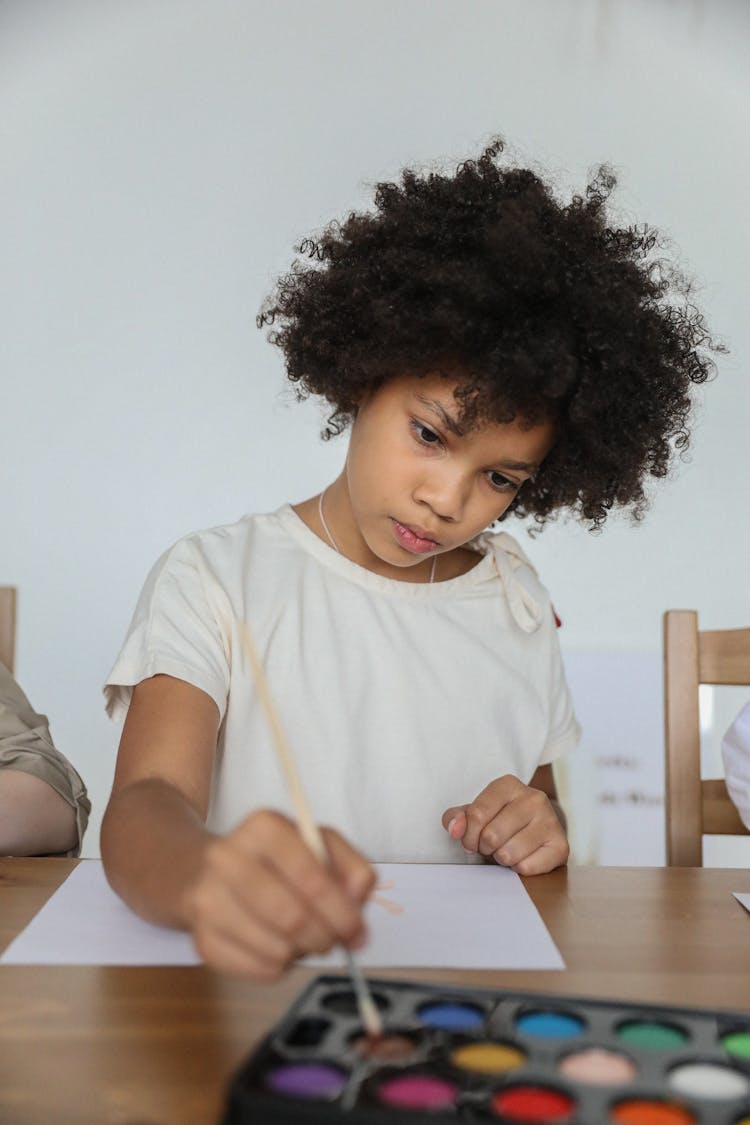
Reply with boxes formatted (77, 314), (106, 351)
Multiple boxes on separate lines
(2, 859), (750, 1124)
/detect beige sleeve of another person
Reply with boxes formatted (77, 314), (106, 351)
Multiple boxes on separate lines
(0, 661), (90, 856)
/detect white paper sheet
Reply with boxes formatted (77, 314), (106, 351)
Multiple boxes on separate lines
(733, 892), (750, 915)
(0, 859), (564, 970)
(1, 861), (199, 965)
(308, 863), (564, 969)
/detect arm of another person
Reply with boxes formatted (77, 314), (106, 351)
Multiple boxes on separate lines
(0, 769), (78, 856)
(0, 661), (88, 856)
(722, 701), (750, 831)
(100, 674), (373, 979)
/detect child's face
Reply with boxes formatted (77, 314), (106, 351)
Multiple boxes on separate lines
(341, 372), (556, 573)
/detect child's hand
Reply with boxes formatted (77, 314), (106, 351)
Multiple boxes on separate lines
(442, 774), (569, 876)
(183, 810), (375, 980)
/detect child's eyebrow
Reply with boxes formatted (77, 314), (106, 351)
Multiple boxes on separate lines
(414, 394), (466, 437)
(414, 394), (540, 472)
(496, 458), (540, 473)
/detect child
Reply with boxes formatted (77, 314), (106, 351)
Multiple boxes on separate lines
(101, 138), (716, 980)
(722, 702), (750, 830)
(0, 660), (90, 856)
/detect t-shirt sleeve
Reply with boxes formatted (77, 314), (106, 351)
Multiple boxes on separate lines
(104, 537), (231, 724)
(538, 610), (581, 766)
(721, 701), (750, 831)
(487, 530), (581, 768)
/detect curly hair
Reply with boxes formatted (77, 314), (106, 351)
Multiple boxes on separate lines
(258, 138), (721, 529)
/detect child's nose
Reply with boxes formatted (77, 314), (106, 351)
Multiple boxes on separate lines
(414, 471), (470, 522)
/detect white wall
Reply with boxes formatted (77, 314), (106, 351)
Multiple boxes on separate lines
(2, 0), (748, 859)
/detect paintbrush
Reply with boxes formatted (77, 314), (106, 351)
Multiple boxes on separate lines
(237, 619), (383, 1040)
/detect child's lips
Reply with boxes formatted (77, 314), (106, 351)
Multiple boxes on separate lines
(391, 518), (440, 554)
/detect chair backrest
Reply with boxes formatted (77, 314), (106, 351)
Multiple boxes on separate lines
(0, 586), (17, 674)
(664, 609), (750, 866)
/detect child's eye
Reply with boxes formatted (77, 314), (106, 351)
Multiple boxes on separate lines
(487, 470), (520, 493)
(411, 420), (442, 447)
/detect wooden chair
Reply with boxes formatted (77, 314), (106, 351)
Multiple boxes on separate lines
(0, 586), (17, 674)
(664, 609), (750, 865)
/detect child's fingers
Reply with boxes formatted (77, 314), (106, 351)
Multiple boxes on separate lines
(193, 920), (292, 981)
(189, 877), (297, 977)
(498, 824), (570, 876)
(475, 801), (540, 860)
(483, 818), (552, 868)
(226, 852), (337, 955)
(261, 855), (368, 956)
(511, 839), (570, 877)
(239, 811), (370, 949)
(321, 826), (377, 906)
(442, 808), (469, 846)
(458, 775), (524, 853)
(441, 807), (467, 837)
(187, 841), (330, 964)
(200, 831), (356, 959)
(443, 779), (569, 874)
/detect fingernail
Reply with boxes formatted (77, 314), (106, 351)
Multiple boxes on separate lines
(447, 817), (457, 837)
(462, 845), (475, 855)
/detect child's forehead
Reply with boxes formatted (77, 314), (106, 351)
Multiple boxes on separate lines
(392, 369), (470, 407)
(390, 372), (556, 458)
(396, 370), (549, 432)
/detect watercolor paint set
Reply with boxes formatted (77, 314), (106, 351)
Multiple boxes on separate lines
(221, 973), (750, 1124)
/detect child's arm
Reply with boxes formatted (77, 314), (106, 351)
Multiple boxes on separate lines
(441, 764), (569, 876)
(101, 674), (374, 980)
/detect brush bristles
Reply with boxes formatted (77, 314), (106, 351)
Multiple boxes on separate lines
(361, 994), (384, 1039)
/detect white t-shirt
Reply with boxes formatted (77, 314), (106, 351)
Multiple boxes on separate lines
(722, 702), (750, 831)
(104, 505), (580, 863)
